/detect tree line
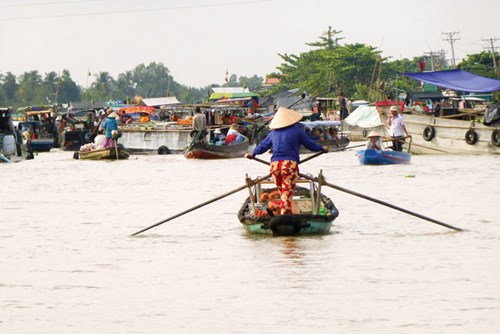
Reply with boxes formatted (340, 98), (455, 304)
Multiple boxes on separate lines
(1, 27), (498, 109)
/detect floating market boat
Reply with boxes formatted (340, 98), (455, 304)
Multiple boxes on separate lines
(73, 146), (130, 160)
(237, 176), (339, 236)
(299, 120), (350, 153)
(401, 70), (500, 155)
(1, 108), (34, 162)
(18, 120), (55, 152)
(184, 130), (250, 159)
(357, 148), (411, 165)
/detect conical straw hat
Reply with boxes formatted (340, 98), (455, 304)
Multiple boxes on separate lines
(367, 130), (381, 138)
(269, 107), (303, 129)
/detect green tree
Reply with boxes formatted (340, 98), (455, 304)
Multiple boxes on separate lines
(238, 75), (263, 90)
(458, 51), (499, 79)
(275, 41), (382, 98)
(57, 70), (80, 103)
(87, 71), (115, 101)
(306, 26), (344, 50)
(18, 70), (43, 105)
(0, 72), (19, 105)
(131, 62), (171, 98)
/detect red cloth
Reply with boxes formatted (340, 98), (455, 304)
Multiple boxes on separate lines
(225, 134), (237, 145)
(270, 160), (299, 215)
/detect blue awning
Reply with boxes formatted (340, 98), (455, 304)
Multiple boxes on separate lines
(403, 69), (500, 93)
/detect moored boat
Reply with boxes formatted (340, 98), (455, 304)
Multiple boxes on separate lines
(299, 120), (350, 153)
(74, 146), (130, 160)
(357, 148), (411, 165)
(237, 177), (339, 236)
(184, 138), (250, 159)
(403, 113), (500, 155)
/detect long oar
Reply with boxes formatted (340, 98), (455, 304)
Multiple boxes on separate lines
(130, 173), (272, 236)
(250, 150), (324, 167)
(299, 172), (463, 231)
(250, 157), (463, 232)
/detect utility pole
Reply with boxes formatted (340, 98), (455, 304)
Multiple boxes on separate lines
(423, 51), (435, 71)
(442, 32), (460, 67)
(482, 37), (499, 76)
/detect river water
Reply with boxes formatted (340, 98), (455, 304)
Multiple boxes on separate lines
(1, 148), (499, 333)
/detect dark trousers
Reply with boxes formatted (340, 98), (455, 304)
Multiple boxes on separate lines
(392, 136), (404, 151)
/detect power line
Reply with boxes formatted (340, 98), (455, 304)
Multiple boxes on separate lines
(0, 0), (101, 9)
(0, 0), (280, 21)
(442, 31), (460, 67)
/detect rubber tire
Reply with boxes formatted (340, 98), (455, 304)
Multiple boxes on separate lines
(465, 129), (478, 145)
(491, 130), (500, 147)
(423, 126), (435, 141)
(158, 145), (171, 155)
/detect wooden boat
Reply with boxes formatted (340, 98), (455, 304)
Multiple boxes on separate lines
(357, 148), (411, 165)
(74, 146), (130, 160)
(237, 176), (339, 236)
(403, 113), (500, 155)
(300, 137), (350, 153)
(18, 121), (55, 152)
(184, 130), (250, 159)
(1, 107), (35, 162)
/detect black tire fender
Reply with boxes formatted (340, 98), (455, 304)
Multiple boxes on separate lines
(423, 126), (435, 141)
(465, 129), (478, 145)
(158, 145), (171, 155)
(491, 129), (500, 147)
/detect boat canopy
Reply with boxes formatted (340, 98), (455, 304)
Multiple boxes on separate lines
(344, 106), (381, 128)
(404, 69), (500, 93)
(140, 97), (180, 107)
(300, 120), (342, 129)
(118, 105), (154, 114)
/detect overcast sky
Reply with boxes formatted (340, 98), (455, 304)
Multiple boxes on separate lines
(0, 0), (499, 90)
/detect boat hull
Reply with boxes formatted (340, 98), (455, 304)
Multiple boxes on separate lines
(240, 216), (333, 236)
(357, 149), (411, 165)
(300, 137), (350, 153)
(29, 139), (54, 152)
(184, 140), (249, 159)
(404, 114), (500, 155)
(75, 147), (130, 160)
(118, 124), (192, 154)
(237, 186), (339, 236)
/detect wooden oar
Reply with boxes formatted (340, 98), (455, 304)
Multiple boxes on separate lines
(408, 141), (452, 154)
(130, 173), (272, 236)
(298, 172), (463, 232)
(249, 156), (463, 232)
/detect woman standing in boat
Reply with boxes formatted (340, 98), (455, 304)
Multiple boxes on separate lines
(246, 107), (328, 215)
(103, 110), (119, 148)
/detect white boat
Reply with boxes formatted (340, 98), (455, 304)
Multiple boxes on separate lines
(118, 122), (192, 154)
(403, 113), (500, 155)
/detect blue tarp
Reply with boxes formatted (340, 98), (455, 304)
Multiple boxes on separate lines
(404, 69), (500, 93)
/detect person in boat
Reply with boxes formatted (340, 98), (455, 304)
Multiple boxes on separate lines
(103, 110), (119, 148)
(213, 128), (226, 145)
(226, 124), (245, 144)
(245, 107), (329, 215)
(388, 106), (409, 152)
(325, 127), (339, 140)
(338, 92), (348, 120)
(365, 130), (383, 150)
(192, 107), (206, 131)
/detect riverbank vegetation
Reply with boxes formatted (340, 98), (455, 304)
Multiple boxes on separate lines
(1, 27), (498, 108)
